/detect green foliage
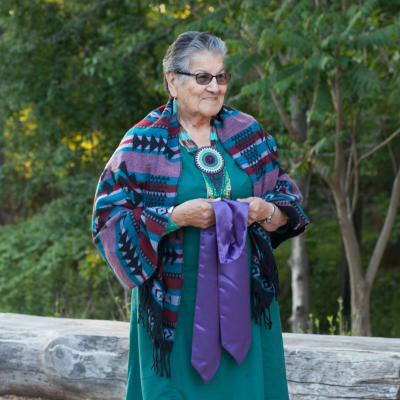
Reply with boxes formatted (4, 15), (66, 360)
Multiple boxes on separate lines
(0, 0), (399, 339)
(0, 0), (219, 319)
(0, 175), (125, 319)
(370, 267), (400, 338)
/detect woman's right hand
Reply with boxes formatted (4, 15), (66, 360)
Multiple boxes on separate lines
(169, 198), (221, 229)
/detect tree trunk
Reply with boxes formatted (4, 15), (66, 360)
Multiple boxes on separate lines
(288, 232), (311, 332)
(351, 281), (372, 337)
(329, 72), (400, 336)
(288, 95), (311, 333)
(331, 184), (372, 336)
(328, 73), (372, 336)
(339, 242), (351, 314)
(339, 199), (361, 315)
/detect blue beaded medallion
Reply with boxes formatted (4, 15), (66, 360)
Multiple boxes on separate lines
(194, 146), (225, 175)
(179, 123), (231, 199)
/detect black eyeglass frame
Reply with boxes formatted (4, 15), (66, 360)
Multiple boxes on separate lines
(176, 71), (232, 85)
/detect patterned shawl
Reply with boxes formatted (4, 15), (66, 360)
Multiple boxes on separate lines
(92, 98), (309, 377)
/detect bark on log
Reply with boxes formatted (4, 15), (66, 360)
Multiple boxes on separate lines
(0, 313), (129, 400)
(284, 334), (400, 399)
(1, 313), (400, 400)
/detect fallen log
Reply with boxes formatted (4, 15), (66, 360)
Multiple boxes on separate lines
(0, 313), (399, 400)
(0, 313), (129, 400)
(283, 334), (400, 399)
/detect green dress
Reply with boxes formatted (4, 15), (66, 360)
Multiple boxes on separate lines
(126, 141), (289, 400)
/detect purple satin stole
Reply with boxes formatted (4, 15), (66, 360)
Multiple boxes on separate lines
(191, 198), (252, 384)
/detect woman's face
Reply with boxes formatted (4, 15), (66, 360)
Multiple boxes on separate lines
(167, 51), (227, 119)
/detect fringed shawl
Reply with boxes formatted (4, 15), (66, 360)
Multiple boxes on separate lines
(92, 98), (309, 377)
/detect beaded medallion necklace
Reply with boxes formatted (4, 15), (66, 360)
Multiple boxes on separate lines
(179, 120), (231, 200)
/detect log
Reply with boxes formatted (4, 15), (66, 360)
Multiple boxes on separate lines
(1, 313), (399, 400)
(283, 334), (400, 399)
(0, 313), (129, 400)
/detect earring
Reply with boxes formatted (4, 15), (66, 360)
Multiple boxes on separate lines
(173, 97), (177, 115)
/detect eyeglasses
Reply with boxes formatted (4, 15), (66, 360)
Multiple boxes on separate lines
(177, 71), (232, 85)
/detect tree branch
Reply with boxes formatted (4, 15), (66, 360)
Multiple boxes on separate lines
(328, 78), (337, 111)
(80, 298), (93, 319)
(365, 166), (400, 286)
(315, 152), (336, 157)
(270, 88), (302, 142)
(383, 121), (398, 175)
(253, 64), (302, 142)
(316, 171), (336, 214)
(356, 126), (400, 166)
(332, 69), (346, 188)
(345, 138), (354, 194)
(120, 22), (181, 62)
(350, 141), (359, 218)
(43, 0), (120, 42)
(345, 137), (354, 218)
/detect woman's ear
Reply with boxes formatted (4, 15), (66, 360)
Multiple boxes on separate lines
(166, 72), (178, 98)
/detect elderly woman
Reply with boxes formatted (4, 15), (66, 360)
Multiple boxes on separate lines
(92, 31), (309, 400)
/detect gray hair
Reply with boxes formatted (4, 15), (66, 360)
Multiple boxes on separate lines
(163, 31), (227, 96)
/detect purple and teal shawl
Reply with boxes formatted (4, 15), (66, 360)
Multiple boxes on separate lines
(92, 98), (309, 377)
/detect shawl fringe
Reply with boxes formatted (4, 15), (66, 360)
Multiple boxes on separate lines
(137, 237), (172, 378)
(249, 224), (283, 330)
(252, 225), (283, 300)
(251, 288), (274, 330)
(138, 279), (172, 378)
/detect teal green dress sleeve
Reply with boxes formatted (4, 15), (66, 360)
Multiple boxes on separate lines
(125, 141), (290, 400)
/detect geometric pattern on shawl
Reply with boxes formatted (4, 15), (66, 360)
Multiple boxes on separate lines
(92, 98), (309, 377)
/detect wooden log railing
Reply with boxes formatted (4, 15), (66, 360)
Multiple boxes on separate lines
(1, 313), (399, 400)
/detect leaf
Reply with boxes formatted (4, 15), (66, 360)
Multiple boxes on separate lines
(286, 0), (312, 27)
(304, 52), (335, 70)
(312, 158), (333, 178)
(279, 29), (312, 51)
(269, 62), (305, 87)
(353, 23), (400, 49)
(230, 52), (264, 76)
(307, 75), (331, 123)
(339, 9), (363, 40)
(346, 62), (382, 94)
(175, 7), (229, 34)
(258, 28), (283, 49)
(240, 77), (269, 96)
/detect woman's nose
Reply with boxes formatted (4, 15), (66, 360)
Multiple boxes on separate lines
(206, 77), (220, 92)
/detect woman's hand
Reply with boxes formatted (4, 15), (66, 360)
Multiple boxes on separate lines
(237, 197), (288, 231)
(169, 198), (221, 229)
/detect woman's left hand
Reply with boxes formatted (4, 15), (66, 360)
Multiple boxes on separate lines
(237, 197), (288, 231)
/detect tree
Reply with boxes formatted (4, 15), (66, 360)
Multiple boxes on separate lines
(264, 0), (400, 336)
(184, 0), (400, 335)
(0, 0), (216, 318)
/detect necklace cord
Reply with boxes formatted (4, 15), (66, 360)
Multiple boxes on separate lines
(179, 119), (217, 154)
